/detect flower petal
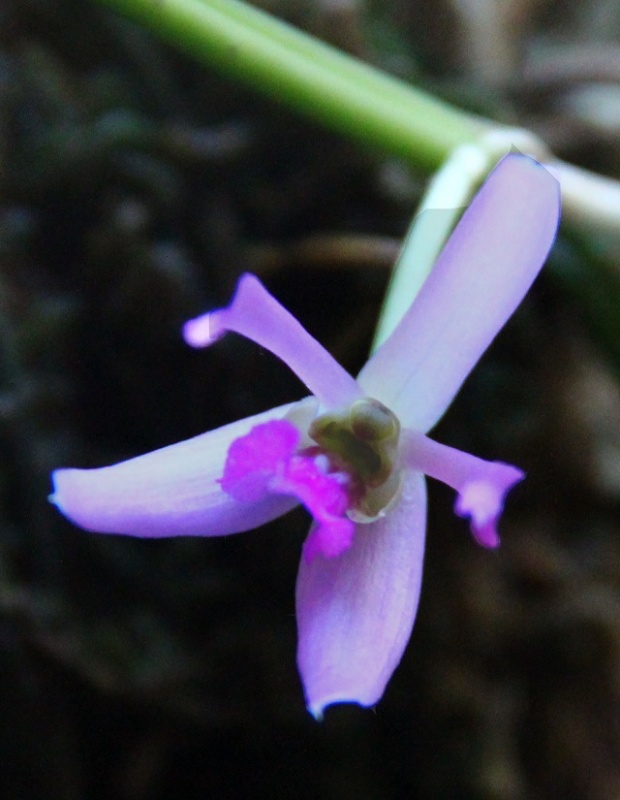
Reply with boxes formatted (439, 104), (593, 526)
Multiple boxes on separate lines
(402, 430), (523, 548)
(184, 274), (361, 409)
(358, 154), (561, 431)
(50, 402), (315, 537)
(295, 470), (426, 718)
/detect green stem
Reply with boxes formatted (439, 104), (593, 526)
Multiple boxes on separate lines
(95, 0), (620, 366)
(98, 0), (487, 169)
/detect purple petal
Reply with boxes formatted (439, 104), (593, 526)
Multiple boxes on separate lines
(184, 274), (362, 409)
(50, 402), (315, 537)
(358, 154), (561, 431)
(402, 430), (524, 548)
(454, 471), (522, 548)
(295, 470), (426, 718)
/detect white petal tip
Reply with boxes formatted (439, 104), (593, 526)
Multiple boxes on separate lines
(48, 470), (79, 523)
(182, 315), (219, 348)
(306, 692), (377, 720)
(48, 472), (62, 509)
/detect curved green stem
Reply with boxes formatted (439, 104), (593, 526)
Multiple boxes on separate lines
(96, 0), (620, 361)
(98, 0), (487, 169)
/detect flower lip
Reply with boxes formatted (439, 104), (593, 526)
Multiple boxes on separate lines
(219, 418), (356, 562)
(219, 396), (405, 560)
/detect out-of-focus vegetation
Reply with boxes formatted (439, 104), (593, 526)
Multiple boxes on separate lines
(0, 1), (619, 798)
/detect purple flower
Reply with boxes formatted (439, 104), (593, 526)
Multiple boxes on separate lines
(50, 154), (560, 717)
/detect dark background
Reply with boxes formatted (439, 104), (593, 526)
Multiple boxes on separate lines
(1, 1), (619, 798)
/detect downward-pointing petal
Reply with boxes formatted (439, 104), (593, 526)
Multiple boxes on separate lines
(296, 470), (426, 718)
(359, 154), (561, 431)
(50, 402), (314, 537)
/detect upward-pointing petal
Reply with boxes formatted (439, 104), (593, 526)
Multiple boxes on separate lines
(184, 274), (361, 410)
(358, 154), (561, 431)
(51, 402), (314, 538)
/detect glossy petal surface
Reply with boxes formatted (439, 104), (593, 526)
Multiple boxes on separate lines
(296, 470), (427, 718)
(358, 154), (560, 431)
(51, 403), (313, 537)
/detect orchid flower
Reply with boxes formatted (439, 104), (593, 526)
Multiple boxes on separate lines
(50, 154), (560, 718)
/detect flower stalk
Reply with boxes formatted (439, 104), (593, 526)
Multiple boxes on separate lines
(96, 0), (486, 170)
(96, 0), (620, 244)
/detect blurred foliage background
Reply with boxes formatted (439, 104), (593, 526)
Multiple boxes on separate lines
(1, 0), (620, 798)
